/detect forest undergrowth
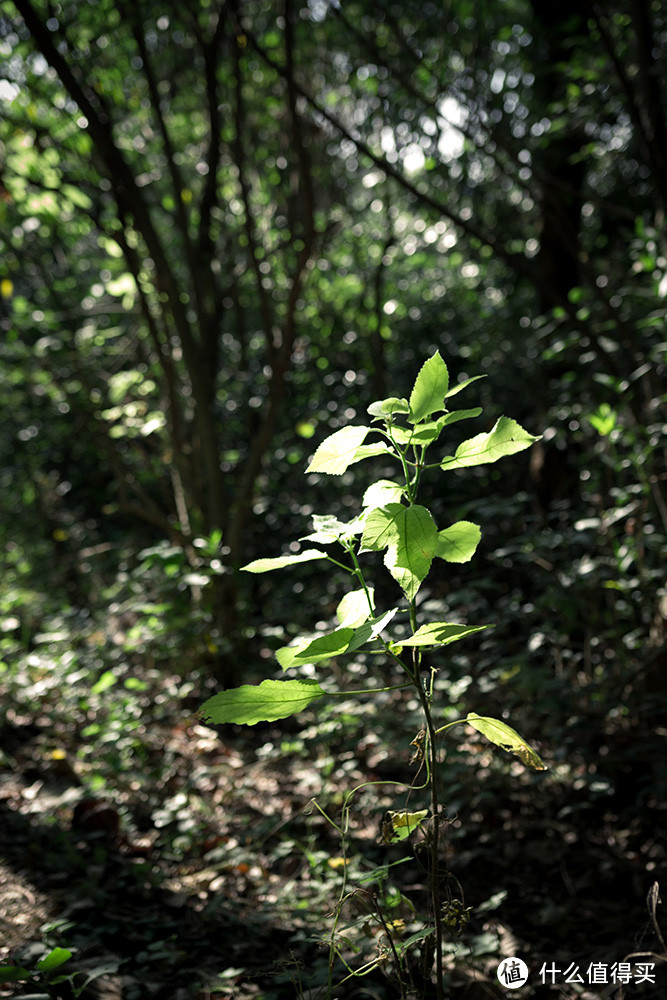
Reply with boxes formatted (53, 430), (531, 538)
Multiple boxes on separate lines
(1, 505), (665, 998)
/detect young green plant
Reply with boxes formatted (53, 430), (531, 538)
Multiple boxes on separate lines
(200, 351), (546, 997)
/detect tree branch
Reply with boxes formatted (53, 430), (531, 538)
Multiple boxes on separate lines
(231, 29), (276, 362)
(241, 22), (532, 284)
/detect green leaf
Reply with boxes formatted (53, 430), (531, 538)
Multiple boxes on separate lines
(351, 441), (392, 462)
(391, 414), (450, 447)
(0, 967), (31, 984)
(396, 926), (438, 956)
(357, 857), (413, 885)
(383, 522), (436, 601)
(306, 425), (371, 474)
(445, 375), (485, 398)
(276, 630), (356, 671)
(367, 397), (410, 419)
(361, 504), (438, 599)
(360, 502), (405, 552)
(276, 610), (396, 670)
(387, 425), (414, 445)
(241, 549), (327, 573)
(336, 588), (374, 627)
(391, 411), (480, 447)
(362, 480), (407, 508)
(399, 621), (488, 647)
(36, 949), (72, 975)
(435, 521), (481, 563)
(588, 403), (616, 436)
(440, 417), (540, 470)
(466, 713), (547, 770)
(408, 352), (449, 423)
(409, 414), (450, 445)
(300, 514), (363, 544)
(439, 407), (483, 426)
(199, 678), (326, 726)
(381, 809), (429, 843)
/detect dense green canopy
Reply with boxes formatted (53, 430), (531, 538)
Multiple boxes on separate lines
(2, 3), (663, 592)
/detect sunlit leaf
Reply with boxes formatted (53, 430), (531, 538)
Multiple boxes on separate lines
(588, 403), (616, 436)
(399, 621), (488, 647)
(351, 441), (392, 462)
(440, 417), (540, 470)
(240, 549), (327, 573)
(361, 503), (438, 600)
(408, 351), (449, 423)
(276, 610), (396, 670)
(362, 480), (407, 508)
(381, 809), (429, 843)
(409, 415), (450, 445)
(439, 407), (483, 426)
(306, 425), (371, 474)
(445, 375), (486, 398)
(388, 508), (436, 598)
(336, 588), (374, 627)
(388, 425), (414, 445)
(276, 630), (355, 671)
(435, 521), (481, 563)
(300, 513), (363, 544)
(367, 397), (410, 419)
(199, 678), (326, 726)
(466, 713), (547, 770)
(36, 949), (72, 974)
(360, 502), (405, 552)
(391, 415), (449, 447)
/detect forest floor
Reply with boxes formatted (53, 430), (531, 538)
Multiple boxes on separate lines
(1, 642), (665, 1000)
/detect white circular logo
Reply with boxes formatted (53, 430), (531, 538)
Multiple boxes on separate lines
(497, 957), (529, 989)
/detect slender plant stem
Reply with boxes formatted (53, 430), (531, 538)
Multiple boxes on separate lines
(348, 546), (377, 614)
(374, 898), (409, 1000)
(416, 681), (445, 1000)
(406, 586), (445, 1000)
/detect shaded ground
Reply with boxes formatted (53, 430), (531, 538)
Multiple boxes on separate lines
(1, 487), (665, 998)
(1, 662), (666, 1000)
